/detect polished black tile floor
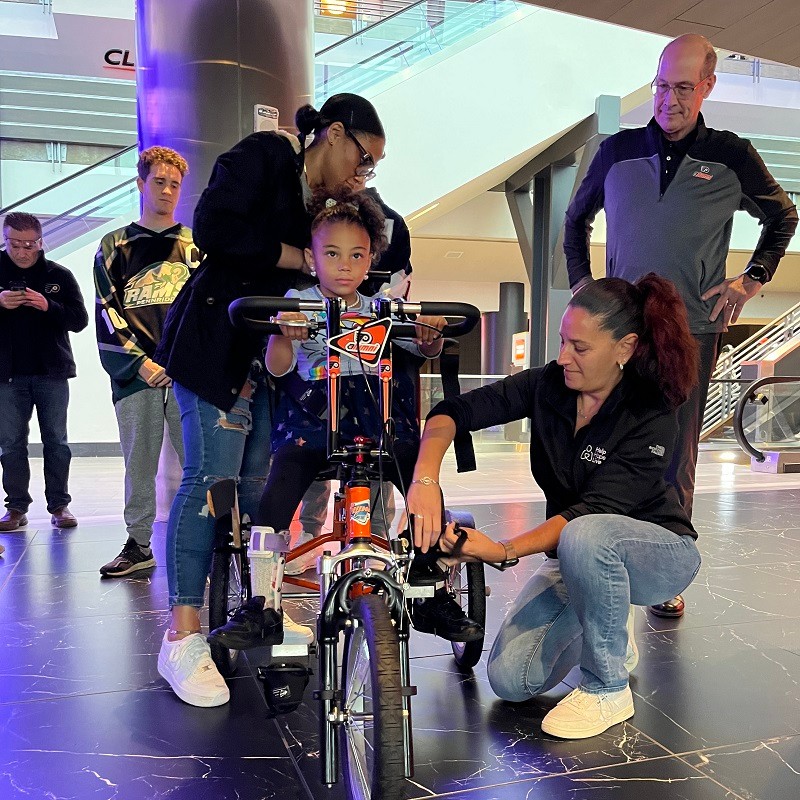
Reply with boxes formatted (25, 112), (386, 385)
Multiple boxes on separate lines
(2, 461), (800, 799)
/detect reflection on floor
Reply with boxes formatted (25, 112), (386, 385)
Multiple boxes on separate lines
(1, 454), (800, 799)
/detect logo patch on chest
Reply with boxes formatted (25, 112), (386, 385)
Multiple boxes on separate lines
(649, 444), (666, 457)
(692, 165), (713, 181)
(580, 445), (606, 466)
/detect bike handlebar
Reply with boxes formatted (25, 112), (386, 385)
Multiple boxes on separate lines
(229, 296), (481, 338)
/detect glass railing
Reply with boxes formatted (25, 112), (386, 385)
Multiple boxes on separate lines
(718, 54), (800, 84)
(0, 144), (139, 253)
(734, 376), (800, 463)
(420, 374), (525, 448)
(316, 0), (521, 101)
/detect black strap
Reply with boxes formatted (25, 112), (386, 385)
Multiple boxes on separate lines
(439, 339), (476, 473)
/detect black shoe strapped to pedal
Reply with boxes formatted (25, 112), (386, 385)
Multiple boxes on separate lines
(207, 596), (284, 650)
(411, 589), (484, 643)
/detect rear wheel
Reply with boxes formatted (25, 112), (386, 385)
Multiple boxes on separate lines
(445, 510), (486, 670)
(449, 562), (486, 670)
(208, 540), (244, 679)
(340, 594), (406, 800)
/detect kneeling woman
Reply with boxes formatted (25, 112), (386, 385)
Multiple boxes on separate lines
(407, 274), (702, 739)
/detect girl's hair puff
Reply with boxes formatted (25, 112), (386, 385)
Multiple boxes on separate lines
(309, 187), (387, 260)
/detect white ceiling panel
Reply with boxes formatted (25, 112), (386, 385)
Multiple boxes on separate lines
(523, 0), (800, 66)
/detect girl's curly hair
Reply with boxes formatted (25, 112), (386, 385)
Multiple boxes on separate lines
(308, 187), (388, 260)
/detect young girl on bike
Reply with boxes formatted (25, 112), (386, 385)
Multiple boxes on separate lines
(210, 189), (484, 649)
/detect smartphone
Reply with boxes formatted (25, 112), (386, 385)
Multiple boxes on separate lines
(9, 280), (26, 292)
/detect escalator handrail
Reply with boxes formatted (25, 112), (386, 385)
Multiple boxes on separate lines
(0, 143), (138, 216)
(315, 0), (428, 57)
(734, 375), (800, 462)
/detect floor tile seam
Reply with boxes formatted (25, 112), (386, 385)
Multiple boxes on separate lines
(0, 671), (259, 708)
(671, 751), (749, 800)
(0, 533), (42, 592)
(7, 609), (168, 624)
(405, 751), (708, 798)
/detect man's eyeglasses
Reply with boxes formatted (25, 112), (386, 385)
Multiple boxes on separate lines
(346, 130), (376, 181)
(3, 236), (42, 251)
(651, 77), (707, 100)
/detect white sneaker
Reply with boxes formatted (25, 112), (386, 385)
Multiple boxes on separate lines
(282, 610), (315, 645)
(157, 632), (230, 707)
(625, 605), (639, 672)
(541, 685), (634, 739)
(284, 532), (318, 576)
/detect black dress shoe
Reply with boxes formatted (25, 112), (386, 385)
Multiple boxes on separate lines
(411, 590), (484, 643)
(207, 596), (283, 649)
(649, 594), (685, 618)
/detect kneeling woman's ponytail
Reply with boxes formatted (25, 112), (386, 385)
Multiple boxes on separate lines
(569, 274), (699, 409)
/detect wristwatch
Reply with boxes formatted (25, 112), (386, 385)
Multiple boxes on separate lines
(487, 539), (519, 571)
(744, 263), (769, 284)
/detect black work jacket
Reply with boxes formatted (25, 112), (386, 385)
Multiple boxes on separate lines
(430, 362), (696, 539)
(155, 132), (309, 411)
(0, 250), (88, 381)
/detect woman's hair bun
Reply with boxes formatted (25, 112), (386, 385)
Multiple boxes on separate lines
(295, 104), (322, 137)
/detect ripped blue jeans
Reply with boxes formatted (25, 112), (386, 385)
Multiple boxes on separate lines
(167, 377), (271, 608)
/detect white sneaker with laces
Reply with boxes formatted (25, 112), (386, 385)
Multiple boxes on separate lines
(157, 632), (230, 707)
(284, 532), (319, 576)
(282, 610), (314, 645)
(541, 685), (634, 739)
(625, 604), (639, 672)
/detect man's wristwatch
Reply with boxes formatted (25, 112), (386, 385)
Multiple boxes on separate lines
(744, 263), (769, 284)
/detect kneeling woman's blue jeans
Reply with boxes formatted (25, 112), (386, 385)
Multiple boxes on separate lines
(487, 514), (701, 698)
(166, 379), (271, 609)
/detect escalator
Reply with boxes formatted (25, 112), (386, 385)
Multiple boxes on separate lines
(734, 376), (800, 473)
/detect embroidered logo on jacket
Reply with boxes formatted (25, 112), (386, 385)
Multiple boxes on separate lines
(580, 445), (606, 465)
(649, 444), (666, 457)
(692, 165), (713, 181)
(44, 283), (61, 294)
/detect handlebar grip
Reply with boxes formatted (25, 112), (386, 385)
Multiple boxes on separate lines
(407, 301), (480, 338)
(229, 296), (305, 334)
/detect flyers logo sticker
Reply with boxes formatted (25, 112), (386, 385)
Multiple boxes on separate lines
(327, 318), (392, 366)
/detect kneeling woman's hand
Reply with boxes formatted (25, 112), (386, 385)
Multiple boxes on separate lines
(438, 522), (506, 566)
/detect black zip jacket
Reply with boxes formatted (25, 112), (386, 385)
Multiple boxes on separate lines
(564, 115), (798, 334)
(0, 250), (88, 381)
(154, 131), (309, 411)
(430, 362), (696, 539)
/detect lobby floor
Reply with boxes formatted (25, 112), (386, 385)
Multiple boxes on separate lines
(1, 453), (800, 799)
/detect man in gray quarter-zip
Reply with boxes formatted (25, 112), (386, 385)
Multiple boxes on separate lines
(564, 34), (797, 618)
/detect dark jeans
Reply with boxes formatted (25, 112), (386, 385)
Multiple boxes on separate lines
(0, 375), (72, 513)
(664, 332), (721, 520)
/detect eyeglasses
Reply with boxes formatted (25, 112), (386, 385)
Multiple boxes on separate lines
(3, 236), (42, 251)
(651, 77), (708, 100)
(346, 130), (376, 181)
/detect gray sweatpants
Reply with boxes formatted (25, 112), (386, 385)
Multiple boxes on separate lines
(115, 387), (184, 547)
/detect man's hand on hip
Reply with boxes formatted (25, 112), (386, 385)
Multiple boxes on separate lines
(702, 275), (762, 330)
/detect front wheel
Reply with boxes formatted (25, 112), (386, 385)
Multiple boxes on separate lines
(208, 540), (244, 679)
(340, 594), (406, 800)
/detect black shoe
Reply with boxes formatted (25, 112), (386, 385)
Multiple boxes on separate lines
(100, 537), (156, 577)
(411, 590), (484, 643)
(649, 595), (685, 618)
(207, 596), (284, 650)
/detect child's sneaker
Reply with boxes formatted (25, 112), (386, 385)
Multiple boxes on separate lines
(283, 610), (314, 645)
(157, 632), (230, 707)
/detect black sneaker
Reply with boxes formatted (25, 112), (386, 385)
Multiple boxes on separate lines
(207, 596), (284, 650)
(411, 590), (484, 643)
(99, 538), (156, 577)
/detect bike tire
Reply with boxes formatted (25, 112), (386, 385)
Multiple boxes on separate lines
(341, 594), (406, 800)
(449, 561), (486, 670)
(208, 541), (243, 679)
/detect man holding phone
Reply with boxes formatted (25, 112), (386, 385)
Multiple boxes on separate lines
(0, 212), (88, 531)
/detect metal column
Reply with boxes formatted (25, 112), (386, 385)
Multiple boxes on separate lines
(135, 0), (314, 223)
